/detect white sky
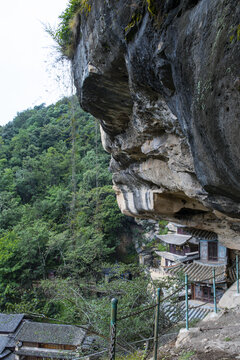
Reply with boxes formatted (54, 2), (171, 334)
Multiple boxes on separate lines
(0, 0), (71, 126)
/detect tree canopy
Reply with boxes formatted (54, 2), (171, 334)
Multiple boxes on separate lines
(0, 96), (131, 311)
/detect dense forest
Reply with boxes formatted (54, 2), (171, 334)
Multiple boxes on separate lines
(0, 97), (168, 346)
(0, 97), (130, 301)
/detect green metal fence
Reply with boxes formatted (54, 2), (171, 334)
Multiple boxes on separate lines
(106, 261), (239, 360)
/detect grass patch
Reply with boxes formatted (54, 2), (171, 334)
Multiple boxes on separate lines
(178, 350), (195, 360)
(224, 336), (231, 342)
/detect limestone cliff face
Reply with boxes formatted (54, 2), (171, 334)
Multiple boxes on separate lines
(72, 0), (240, 248)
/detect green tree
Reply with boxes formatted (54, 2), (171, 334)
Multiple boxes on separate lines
(0, 96), (132, 313)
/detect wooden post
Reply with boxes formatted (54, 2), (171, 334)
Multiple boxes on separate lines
(153, 288), (161, 360)
(185, 275), (189, 330)
(109, 298), (118, 360)
(212, 268), (217, 313)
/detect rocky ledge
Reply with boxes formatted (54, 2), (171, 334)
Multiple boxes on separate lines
(72, 0), (240, 248)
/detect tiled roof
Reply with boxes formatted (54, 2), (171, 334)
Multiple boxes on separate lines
(4, 354), (14, 360)
(181, 228), (217, 240)
(184, 262), (226, 283)
(165, 263), (185, 276)
(155, 251), (186, 262)
(166, 262), (226, 284)
(0, 337), (10, 354)
(5, 337), (16, 348)
(156, 234), (192, 245)
(164, 301), (212, 323)
(0, 350), (11, 359)
(0, 334), (15, 360)
(16, 321), (86, 346)
(155, 251), (199, 263)
(0, 315), (24, 333)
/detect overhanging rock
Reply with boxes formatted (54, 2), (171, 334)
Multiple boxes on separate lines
(72, 0), (240, 248)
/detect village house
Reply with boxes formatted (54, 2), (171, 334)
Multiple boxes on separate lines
(0, 314), (93, 360)
(15, 321), (87, 360)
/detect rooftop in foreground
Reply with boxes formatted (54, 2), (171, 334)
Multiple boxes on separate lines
(17, 321), (86, 346)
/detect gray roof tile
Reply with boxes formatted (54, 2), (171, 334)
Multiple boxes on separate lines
(156, 234), (193, 245)
(0, 337), (10, 353)
(17, 322), (86, 346)
(0, 350), (11, 359)
(0, 315), (24, 334)
(4, 354), (14, 360)
(167, 262), (226, 283)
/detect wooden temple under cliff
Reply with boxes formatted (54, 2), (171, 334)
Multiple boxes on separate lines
(155, 226), (234, 303)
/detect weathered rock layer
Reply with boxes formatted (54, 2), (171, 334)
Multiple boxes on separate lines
(72, 0), (240, 248)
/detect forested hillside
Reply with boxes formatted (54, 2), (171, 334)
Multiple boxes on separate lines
(0, 97), (176, 350)
(0, 97), (137, 315)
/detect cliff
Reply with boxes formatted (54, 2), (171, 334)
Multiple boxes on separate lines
(71, 0), (240, 248)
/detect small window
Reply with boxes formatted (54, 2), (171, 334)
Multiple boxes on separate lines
(208, 241), (218, 261)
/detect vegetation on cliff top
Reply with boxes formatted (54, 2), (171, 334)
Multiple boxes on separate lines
(48, 0), (159, 58)
(46, 0), (91, 58)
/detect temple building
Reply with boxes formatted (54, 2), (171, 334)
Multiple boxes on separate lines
(155, 234), (199, 267)
(156, 225), (232, 303)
